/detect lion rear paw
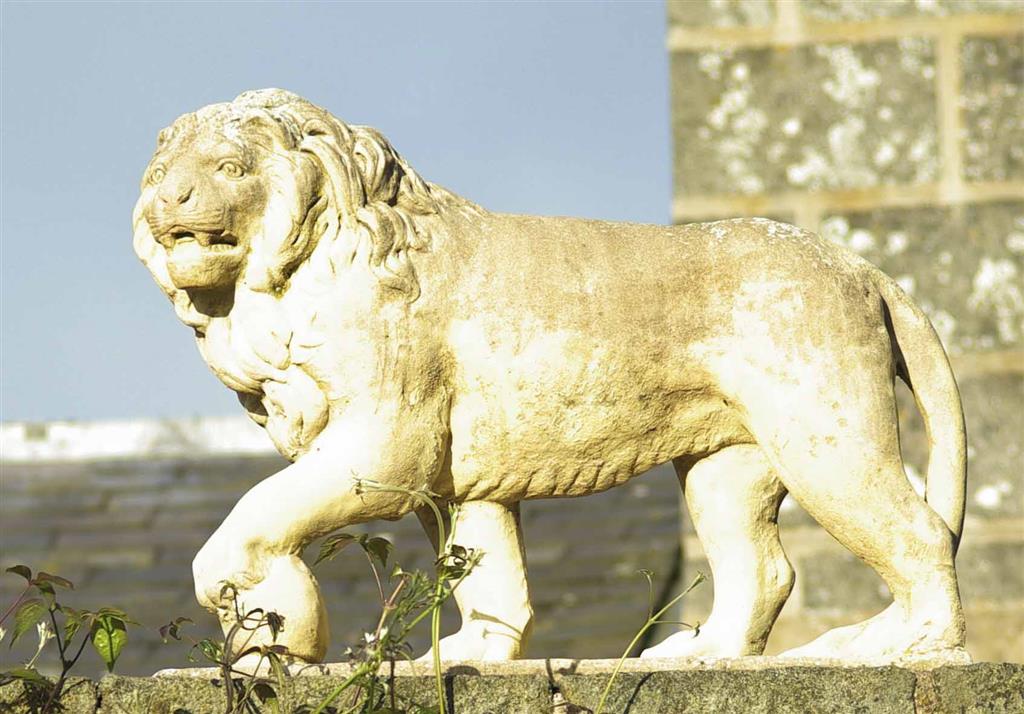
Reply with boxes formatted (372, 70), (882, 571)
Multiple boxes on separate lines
(417, 626), (522, 662)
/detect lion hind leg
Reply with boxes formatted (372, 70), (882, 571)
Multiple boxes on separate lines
(416, 500), (533, 661)
(745, 376), (965, 660)
(641, 445), (793, 659)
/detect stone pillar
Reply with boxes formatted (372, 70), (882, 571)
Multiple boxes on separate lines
(667, 0), (1023, 662)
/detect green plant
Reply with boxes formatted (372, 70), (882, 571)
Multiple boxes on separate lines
(592, 570), (705, 714)
(161, 482), (479, 714)
(0, 565), (136, 713)
(308, 480), (479, 714)
(160, 587), (291, 714)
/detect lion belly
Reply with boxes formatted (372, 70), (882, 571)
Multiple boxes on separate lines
(443, 320), (751, 502)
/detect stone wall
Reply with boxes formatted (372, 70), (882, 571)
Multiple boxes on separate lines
(3, 660), (1023, 713)
(667, 0), (1023, 663)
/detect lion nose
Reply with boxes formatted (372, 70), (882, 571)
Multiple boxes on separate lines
(159, 181), (195, 206)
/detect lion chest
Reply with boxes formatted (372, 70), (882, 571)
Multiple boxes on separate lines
(198, 324), (330, 461)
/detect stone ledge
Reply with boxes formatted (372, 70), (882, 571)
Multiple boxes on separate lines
(2, 661), (1020, 713)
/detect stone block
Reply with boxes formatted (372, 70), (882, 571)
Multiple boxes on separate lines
(800, 0), (1024, 22)
(918, 663), (1024, 713)
(97, 675), (232, 712)
(94, 672), (548, 713)
(3, 664), (1024, 713)
(556, 667), (918, 713)
(819, 201), (1024, 354)
(961, 34), (1024, 183)
(671, 39), (938, 196)
(667, 0), (774, 27)
(449, 673), (552, 714)
(0, 678), (98, 713)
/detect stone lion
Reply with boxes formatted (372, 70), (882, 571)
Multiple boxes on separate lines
(134, 89), (967, 665)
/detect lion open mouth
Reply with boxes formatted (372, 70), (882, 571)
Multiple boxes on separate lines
(166, 228), (239, 251)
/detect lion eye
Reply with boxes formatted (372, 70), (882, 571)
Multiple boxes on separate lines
(149, 166), (166, 184)
(218, 160), (245, 179)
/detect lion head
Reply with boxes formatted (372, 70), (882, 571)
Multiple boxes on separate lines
(133, 88), (475, 330)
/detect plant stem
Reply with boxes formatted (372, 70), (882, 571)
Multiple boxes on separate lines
(354, 480), (450, 714)
(593, 573), (705, 714)
(0, 584), (30, 627)
(222, 622), (241, 714)
(310, 662), (372, 714)
(366, 553), (386, 607)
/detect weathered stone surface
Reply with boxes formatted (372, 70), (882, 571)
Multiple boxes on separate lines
(918, 663), (1024, 713)
(449, 674), (552, 714)
(671, 39), (939, 195)
(0, 678), (98, 713)
(962, 34), (1024, 183)
(820, 201), (1024, 354)
(801, 0), (1024, 22)
(667, 0), (774, 27)
(97, 673), (442, 713)
(97, 674), (227, 712)
(556, 667), (918, 713)
(5, 663), (1024, 713)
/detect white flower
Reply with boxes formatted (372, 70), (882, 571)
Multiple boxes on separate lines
(26, 621), (54, 668)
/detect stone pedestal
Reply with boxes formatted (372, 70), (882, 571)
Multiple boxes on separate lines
(3, 659), (1021, 713)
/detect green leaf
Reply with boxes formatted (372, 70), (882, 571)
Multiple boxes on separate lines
(192, 638), (223, 664)
(253, 680), (281, 714)
(92, 606), (136, 623)
(10, 599), (46, 648)
(34, 572), (73, 590)
(5, 565), (32, 582)
(315, 532), (357, 565)
(361, 536), (393, 571)
(0, 666), (48, 688)
(159, 616), (193, 643)
(266, 611), (285, 641)
(90, 616), (128, 672)
(62, 606), (84, 644)
(266, 648), (288, 687)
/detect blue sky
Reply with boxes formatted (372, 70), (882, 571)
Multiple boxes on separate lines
(1, 1), (671, 421)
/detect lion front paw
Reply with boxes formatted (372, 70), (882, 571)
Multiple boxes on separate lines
(191, 534), (265, 612)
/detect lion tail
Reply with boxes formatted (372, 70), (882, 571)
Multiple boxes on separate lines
(875, 270), (967, 548)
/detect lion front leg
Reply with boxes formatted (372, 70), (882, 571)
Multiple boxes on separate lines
(416, 501), (534, 661)
(192, 413), (438, 667)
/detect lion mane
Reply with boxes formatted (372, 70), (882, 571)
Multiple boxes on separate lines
(132, 89), (478, 458)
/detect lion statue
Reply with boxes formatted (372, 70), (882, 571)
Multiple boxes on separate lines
(134, 89), (968, 665)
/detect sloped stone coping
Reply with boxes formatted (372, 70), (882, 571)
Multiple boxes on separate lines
(153, 653), (972, 678)
(2, 660), (1021, 713)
